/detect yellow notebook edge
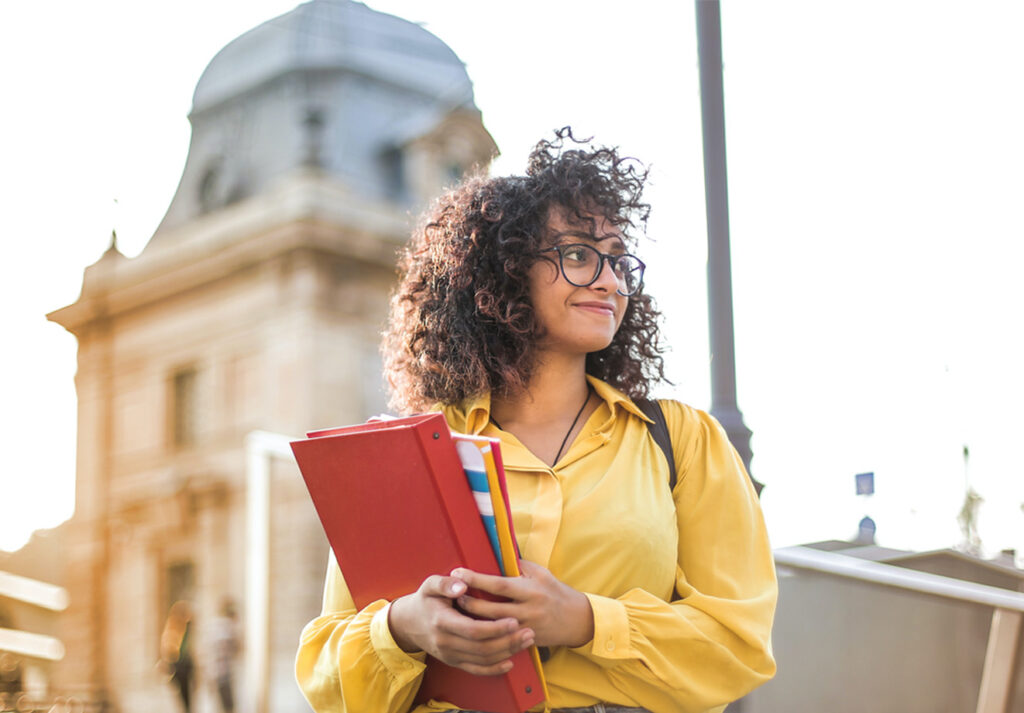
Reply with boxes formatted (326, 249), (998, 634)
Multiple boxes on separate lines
(480, 444), (521, 577)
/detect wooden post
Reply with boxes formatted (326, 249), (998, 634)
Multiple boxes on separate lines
(976, 607), (1022, 713)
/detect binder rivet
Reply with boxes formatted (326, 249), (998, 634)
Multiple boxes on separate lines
(433, 432), (440, 439)
(525, 686), (532, 694)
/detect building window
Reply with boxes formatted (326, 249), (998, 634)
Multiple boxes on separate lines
(171, 368), (198, 448)
(161, 560), (195, 662)
(165, 561), (195, 613)
(445, 162), (463, 184)
(380, 146), (406, 201)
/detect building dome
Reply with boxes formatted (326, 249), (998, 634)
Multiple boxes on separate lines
(152, 0), (494, 238)
(191, 0), (474, 115)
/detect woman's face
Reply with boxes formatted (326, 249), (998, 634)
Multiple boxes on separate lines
(527, 208), (630, 357)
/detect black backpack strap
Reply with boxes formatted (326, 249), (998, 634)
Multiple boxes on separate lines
(636, 398), (677, 491)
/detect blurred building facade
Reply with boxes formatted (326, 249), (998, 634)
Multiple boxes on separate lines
(45, 2), (496, 711)
(0, 530), (68, 710)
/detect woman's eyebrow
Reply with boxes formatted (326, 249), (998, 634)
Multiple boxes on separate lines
(553, 230), (626, 249)
(595, 234), (627, 252)
(551, 230), (593, 241)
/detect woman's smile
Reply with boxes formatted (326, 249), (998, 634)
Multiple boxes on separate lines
(572, 300), (617, 317)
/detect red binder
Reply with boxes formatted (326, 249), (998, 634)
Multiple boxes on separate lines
(291, 413), (546, 713)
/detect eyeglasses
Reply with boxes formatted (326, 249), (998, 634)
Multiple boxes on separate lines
(538, 243), (646, 296)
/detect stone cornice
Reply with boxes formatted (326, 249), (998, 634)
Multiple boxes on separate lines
(48, 171), (411, 336)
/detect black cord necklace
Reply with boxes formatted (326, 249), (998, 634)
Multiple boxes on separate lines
(490, 385), (592, 466)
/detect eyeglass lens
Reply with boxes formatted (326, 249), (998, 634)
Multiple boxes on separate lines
(557, 244), (644, 295)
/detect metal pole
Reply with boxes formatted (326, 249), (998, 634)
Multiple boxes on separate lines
(695, 0), (759, 491)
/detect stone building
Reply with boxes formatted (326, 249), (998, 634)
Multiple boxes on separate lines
(46, 2), (496, 711)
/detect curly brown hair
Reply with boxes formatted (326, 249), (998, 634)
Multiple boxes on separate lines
(382, 127), (666, 413)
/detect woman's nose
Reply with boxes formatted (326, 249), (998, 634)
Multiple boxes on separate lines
(591, 256), (619, 291)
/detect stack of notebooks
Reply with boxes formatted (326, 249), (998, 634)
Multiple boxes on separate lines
(290, 413), (548, 713)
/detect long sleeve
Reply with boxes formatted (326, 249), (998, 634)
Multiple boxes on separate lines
(295, 554), (428, 713)
(565, 403), (777, 713)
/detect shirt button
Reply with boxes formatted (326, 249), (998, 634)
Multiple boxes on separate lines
(606, 640), (615, 652)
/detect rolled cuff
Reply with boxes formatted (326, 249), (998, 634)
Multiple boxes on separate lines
(572, 593), (632, 661)
(369, 601), (428, 681)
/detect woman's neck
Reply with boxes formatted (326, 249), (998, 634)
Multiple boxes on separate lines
(490, 352), (591, 431)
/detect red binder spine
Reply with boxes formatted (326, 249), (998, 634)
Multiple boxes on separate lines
(412, 421), (501, 577)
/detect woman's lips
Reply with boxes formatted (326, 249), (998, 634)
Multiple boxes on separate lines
(573, 301), (616, 316)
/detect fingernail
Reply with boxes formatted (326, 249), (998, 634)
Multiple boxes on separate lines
(450, 581), (465, 595)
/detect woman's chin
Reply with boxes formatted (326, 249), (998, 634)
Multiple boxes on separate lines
(536, 337), (616, 357)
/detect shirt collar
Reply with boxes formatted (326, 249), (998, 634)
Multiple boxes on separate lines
(460, 391), (493, 435)
(585, 375), (654, 424)
(449, 375), (653, 433)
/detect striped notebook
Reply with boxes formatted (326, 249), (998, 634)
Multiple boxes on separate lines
(452, 435), (521, 575)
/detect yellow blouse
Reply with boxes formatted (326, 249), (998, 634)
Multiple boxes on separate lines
(295, 376), (777, 713)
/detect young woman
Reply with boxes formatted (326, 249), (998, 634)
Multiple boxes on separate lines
(296, 129), (777, 713)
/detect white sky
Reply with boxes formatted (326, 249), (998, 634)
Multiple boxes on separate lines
(2, 1), (1022, 557)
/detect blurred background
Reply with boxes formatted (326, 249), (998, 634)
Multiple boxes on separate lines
(1, 1), (1022, 712)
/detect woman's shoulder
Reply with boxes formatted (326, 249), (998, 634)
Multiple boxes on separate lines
(647, 397), (716, 433)
(595, 378), (719, 445)
(645, 398), (738, 476)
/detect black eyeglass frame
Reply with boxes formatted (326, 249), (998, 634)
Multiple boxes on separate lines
(537, 243), (646, 296)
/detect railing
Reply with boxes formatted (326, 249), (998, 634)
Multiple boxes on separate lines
(775, 546), (1024, 612)
(775, 545), (1024, 713)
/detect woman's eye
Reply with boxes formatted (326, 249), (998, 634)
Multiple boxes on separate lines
(563, 246), (591, 263)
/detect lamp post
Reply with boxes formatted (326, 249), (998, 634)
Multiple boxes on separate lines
(695, 0), (760, 493)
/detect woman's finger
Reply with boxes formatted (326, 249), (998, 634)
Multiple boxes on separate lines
(436, 610), (520, 642)
(437, 627), (534, 664)
(450, 568), (528, 599)
(456, 659), (516, 677)
(419, 574), (467, 600)
(516, 559), (549, 580)
(456, 594), (521, 622)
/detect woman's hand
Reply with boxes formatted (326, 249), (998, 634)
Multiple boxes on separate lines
(387, 574), (536, 676)
(452, 560), (595, 649)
